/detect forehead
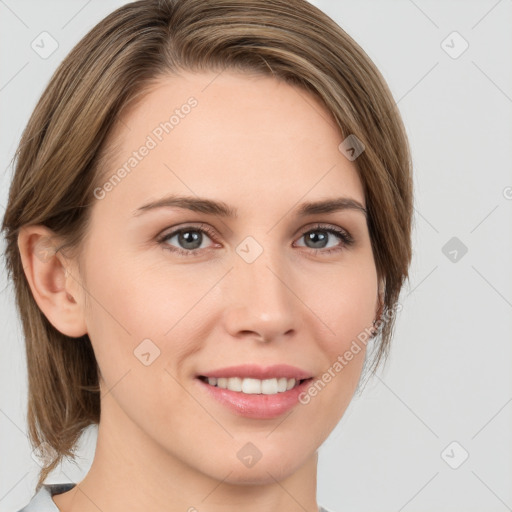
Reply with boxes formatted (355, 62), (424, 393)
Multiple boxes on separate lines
(95, 70), (365, 214)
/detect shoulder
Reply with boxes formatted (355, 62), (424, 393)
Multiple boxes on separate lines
(16, 483), (76, 512)
(319, 506), (338, 512)
(16, 486), (334, 512)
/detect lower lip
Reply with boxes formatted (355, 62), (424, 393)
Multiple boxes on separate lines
(195, 377), (314, 419)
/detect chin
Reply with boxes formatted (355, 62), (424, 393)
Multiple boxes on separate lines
(196, 443), (310, 485)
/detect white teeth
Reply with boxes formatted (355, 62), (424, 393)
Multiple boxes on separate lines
(205, 376), (298, 394)
(242, 378), (261, 394)
(227, 377), (242, 392)
(261, 378), (277, 394)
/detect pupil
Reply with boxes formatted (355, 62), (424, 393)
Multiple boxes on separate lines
(179, 230), (202, 250)
(306, 231), (327, 249)
(176, 230), (329, 251)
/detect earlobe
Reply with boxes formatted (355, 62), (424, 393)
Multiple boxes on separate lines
(17, 225), (87, 338)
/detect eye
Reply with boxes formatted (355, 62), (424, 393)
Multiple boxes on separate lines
(158, 222), (354, 257)
(294, 223), (354, 255)
(158, 223), (219, 257)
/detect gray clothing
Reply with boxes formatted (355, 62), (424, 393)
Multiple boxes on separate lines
(17, 483), (335, 512)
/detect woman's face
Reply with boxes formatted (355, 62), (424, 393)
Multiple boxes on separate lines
(73, 70), (380, 483)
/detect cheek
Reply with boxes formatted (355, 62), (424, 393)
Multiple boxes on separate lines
(296, 257), (377, 396)
(80, 242), (219, 381)
(289, 266), (376, 441)
(82, 239), (197, 333)
(303, 256), (379, 344)
(80, 250), (207, 423)
(82, 234), (378, 372)
(77, 234), (378, 477)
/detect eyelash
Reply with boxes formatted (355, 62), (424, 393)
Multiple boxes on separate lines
(157, 222), (354, 258)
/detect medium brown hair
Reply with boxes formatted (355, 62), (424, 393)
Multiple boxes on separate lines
(2, 0), (413, 491)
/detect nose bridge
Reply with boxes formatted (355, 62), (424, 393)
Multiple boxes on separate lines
(224, 236), (298, 338)
(238, 238), (290, 305)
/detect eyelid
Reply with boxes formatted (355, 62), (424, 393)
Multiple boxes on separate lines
(157, 222), (219, 246)
(157, 221), (354, 256)
(293, 222), (354, 251)
(297, 222), (353, 240)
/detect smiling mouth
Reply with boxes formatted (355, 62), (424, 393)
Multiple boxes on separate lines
(197, 375), (313, 395)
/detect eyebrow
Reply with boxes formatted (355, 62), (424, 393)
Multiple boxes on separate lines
(133, 194), (367, 218)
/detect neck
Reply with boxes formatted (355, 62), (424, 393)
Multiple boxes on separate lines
(53, 394), (320, 512)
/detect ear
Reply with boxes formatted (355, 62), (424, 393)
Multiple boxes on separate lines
(17, 225), (87, 338)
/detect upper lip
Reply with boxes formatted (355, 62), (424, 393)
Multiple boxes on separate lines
(197, 364), (313, 381)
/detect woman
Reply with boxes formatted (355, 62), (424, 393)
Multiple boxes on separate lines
(3, 0), (413, 510)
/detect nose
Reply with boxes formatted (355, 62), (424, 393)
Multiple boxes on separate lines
(221, 243), (299, 343)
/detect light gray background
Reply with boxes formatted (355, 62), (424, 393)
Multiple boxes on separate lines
(1, 1), (511, 511)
